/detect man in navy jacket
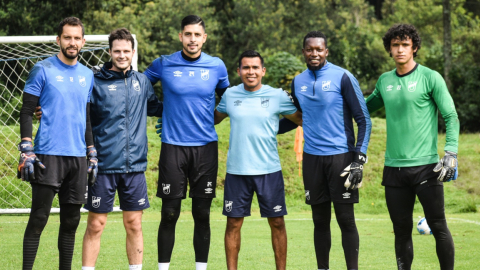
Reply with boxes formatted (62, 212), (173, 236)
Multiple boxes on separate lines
(82, 28), (162, 270)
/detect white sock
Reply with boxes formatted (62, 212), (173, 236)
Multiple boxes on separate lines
(196, 262), (207, 270)
(129, 264), (142, 270)
(82, 267), (95, 270)
(158, 262), (170, 270)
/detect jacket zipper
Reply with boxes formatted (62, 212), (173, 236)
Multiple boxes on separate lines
(313, 71), (317, 96)
(125, 77), (129, 173)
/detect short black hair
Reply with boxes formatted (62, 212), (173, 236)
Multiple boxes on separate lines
(181, 15), (205, 31)
(383, 24), (422, 57)
(238, 50), (264, 68)
(57, 17), (84, 37)
(303, 31), (327, 48)
(108, 28), (135, 50)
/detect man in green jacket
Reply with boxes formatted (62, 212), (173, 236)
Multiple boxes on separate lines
(366, 24), (459, 270)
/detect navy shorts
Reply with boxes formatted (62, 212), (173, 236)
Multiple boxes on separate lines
(303, 152), (358, 205)
(84, 172), (150, 213)
(223, 170), (287, 218)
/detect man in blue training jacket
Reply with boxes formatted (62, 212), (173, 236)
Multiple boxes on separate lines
(144, 15), (229, 270)
(279, 30), (372, 270)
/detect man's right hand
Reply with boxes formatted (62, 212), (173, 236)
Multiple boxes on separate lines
(34, 106), (42, 120)
(17, 140), (45, 181)
(156, 118), (162, 138)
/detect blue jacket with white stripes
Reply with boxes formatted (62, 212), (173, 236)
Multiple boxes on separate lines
(90, 62), (163, 173)
(289, 62), (371, 155)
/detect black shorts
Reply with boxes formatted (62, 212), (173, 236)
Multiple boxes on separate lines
(382, 163), (442, 193)
(156, 142), (218, 199)
(33, 154), (88, 204)
(303, 152), (358, 205)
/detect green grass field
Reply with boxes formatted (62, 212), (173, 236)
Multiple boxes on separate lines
(1, 211), (479, 269)
(1, 117), (479, 269)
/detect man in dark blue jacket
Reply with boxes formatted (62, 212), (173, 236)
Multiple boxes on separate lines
(81, 28), (163, 270)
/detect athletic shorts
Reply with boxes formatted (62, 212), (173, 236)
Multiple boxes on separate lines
(156, 142), (218, 199)
(382, 163), (442, 193)
(303, 152), (358, 205)
(222, 170), (287, 218)
(84, 172), (150, 213)
(33, 154), (87, 204)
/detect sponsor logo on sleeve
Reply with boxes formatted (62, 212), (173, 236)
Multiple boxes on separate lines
(78, 76), (86, 87)
(162, 183), (171, 195)
(92, 196), (101, 208)
(132, 80), (141, 91)
(201, 69), (209, 80)
(225, 200), (233, 212)
(322, 80), (331, 91)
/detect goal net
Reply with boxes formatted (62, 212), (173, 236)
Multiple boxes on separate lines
(0, 35), (137, 213)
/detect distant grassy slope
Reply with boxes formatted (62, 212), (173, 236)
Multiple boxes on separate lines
(145, 117), (479, 214)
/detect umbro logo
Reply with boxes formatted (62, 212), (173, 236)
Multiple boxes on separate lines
(138, 198), (146, 205)
(56, 75), (63, 82)
(273, 205), (282, 212)
(205, 188), (213, 194)
(108, 84), (117, 91)
(173, 71), (182, 77)
(301, 86), (307, 92)
(342, 192), (351, 199)
(386, 85), (393, 91)
(234, 100), (242, 106)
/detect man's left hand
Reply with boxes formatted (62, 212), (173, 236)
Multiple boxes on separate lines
(433, 151), (458, 182)
(87, 147), (98, 186)
(341, 152), (367, 190)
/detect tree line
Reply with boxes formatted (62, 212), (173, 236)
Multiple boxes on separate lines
(1, 0), (479, 131)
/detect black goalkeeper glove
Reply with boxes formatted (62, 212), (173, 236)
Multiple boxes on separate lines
(433, 151), (458, 182)
(87, 147), (98, 186)
(340, 152), (367, 190)
(17, 140), (45, 181)
(156, 117), (162, 138)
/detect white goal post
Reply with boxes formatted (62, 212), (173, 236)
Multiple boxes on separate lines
(0, 34), (137, 214)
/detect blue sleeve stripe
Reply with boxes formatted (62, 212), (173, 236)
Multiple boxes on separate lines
(342, 73), (372, 154)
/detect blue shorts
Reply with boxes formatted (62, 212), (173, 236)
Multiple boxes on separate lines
(84, 172), (150, 213)
(223, 170), (287, 218)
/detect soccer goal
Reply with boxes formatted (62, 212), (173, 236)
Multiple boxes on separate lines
(0, 35), (137, 214)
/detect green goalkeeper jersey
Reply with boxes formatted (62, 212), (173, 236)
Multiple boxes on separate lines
(366, 64), (459, 167)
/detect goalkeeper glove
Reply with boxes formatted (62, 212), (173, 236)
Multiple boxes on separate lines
(87, 147), (98, 186)
(17, 140), (45, 181)
(156, 117), (162, 138)
(341, 152), (367, 190)
(433, 151), (458, 182)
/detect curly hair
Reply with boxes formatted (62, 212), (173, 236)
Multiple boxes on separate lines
(303, 31), (327, 48)
(382, 24), (421, 57)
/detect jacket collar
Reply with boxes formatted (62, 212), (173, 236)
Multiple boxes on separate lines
(95, 62), (134, 79)
(307, 61), (330, 77)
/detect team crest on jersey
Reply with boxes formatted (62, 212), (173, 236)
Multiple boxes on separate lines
(322, 80), (331, 91)
(201, 69), (209, 80)
(162, 183), (171, 195)
(408, 81), (417, 92)
(189, 71), (195, 76)
(397, 85), (402, 90)
(261, 98), (270, 108)
(133, 80), (141, 91)
(225, 200), (233, 212)
(386, 85), (393, 91)
(70, 77), (74, 82)
(78, 76), (86, 87)
(305, 190), (310, 201)
(301, 85), (307, 92)
(92, 196), (101, 208)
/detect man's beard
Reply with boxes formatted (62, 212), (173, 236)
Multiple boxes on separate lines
(307, 61), (326, 71)
(112, 59), (131, 71)
(61, 46), (80, 60)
